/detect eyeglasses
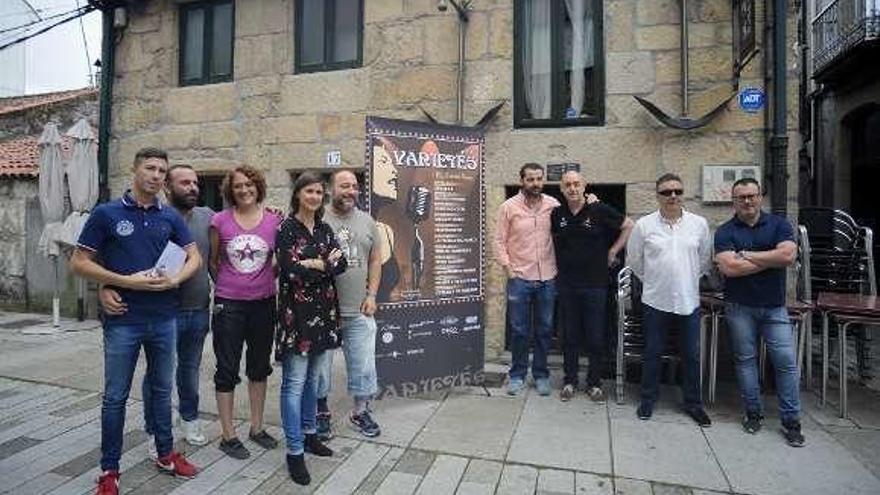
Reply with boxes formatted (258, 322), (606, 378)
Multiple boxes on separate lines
(733, 193), (761, 202)
(657, 189), (684, 197)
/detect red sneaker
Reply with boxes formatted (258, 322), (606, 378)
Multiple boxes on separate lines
(156, 451), (198, 479)
(95, 470), (119, 495)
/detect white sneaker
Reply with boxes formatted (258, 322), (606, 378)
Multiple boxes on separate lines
(183, 418), (208, 446)
(148, 442), (158, 460)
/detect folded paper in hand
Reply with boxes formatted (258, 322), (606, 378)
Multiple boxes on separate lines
(154, 242), (186, 277)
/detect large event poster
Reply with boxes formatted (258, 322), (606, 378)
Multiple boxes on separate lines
(365, 116), (485, 398)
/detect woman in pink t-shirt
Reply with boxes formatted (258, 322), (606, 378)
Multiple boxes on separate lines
(209, 165), (283, 459)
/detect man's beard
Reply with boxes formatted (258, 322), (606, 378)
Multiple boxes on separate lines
(333, 196), (356, 212)
(523, 186), (542, 197)
(170, 192), (198, 210)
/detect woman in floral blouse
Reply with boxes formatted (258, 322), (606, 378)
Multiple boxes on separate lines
(275, 172), (347, 486)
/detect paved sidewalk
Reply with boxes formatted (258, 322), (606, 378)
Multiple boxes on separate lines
(0, 311), (879, 495)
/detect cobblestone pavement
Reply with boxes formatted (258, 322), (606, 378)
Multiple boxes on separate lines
(1, 311), (879, 495)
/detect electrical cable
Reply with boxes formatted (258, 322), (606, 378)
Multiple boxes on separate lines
(0, 8), (80, 35)
(0, 5), (95, 52)
(74, 0), (93, 83)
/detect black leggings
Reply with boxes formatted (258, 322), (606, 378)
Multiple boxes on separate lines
(212, 297), (275, 392)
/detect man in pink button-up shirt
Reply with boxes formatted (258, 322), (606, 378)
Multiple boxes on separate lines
(494, 163), (560, 396)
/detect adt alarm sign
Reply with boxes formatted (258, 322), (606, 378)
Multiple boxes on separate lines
(739, 87), (766, 113)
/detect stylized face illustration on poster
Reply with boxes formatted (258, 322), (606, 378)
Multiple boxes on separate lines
(366, 117), (485, 397)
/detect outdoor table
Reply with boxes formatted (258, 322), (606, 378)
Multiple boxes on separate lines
(786, 300), (813, 387)
(817, 292), (880, 417)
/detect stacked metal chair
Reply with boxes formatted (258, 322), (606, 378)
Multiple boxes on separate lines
(799, 207), (877, 392)
(799, 208), (876, 296)
(614, 267), (639, 403)
(614, 267), (705, 403)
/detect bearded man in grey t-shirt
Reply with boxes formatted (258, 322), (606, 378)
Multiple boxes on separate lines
(315, 170), (382, 439)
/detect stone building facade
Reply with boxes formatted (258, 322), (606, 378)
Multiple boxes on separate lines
(109, 0), (801, 359)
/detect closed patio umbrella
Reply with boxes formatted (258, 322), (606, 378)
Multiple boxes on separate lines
(37, 122), (65, 327)
(65, 118), (98, 211)
(60, 119), (98, 248)
(62, 118), (98, 320)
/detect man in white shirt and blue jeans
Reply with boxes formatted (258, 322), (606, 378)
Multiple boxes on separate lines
(626, 173), (712, 426)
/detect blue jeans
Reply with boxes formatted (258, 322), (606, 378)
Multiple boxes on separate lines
(102, 318), (176, 471)
(640, 304), (702, 408)
(507, 278), (556, 381)
(316, 315), (378, 401)
(143, 309), (209, 433)
(280, 351), (328, 455)
(724, 303), (801, 423)
(560, 287), (608, 388)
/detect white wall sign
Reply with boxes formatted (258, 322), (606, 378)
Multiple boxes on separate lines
(701, 164), (761, 203)
(326, 150), (342, 166)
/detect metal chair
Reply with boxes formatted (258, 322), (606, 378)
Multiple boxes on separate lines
(802, 209), (877, 402)
(793, 225), (814, 386)
(703, 293), (724, 404)
(833, 312), (880, 418)
(800, 207), (876, 296)
(615, 266), (640, 404)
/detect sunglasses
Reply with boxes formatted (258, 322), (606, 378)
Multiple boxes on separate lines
(657, 189), (684, 197)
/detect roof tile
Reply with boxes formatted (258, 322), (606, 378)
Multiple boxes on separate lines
(0, 87), (98, 117)
(0, 134), (87, 178)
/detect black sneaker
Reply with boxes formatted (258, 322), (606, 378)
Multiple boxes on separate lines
(249, 429), (278, 450)
(685, 407), (712, 427)
(350, 410), (381, 438)
(304, 433), (333, 457)
(781, 420), (806, 447)
(742, 412), (763, 434)
(637, 401), (653, 420)
(286, 453), (310, 485)
(316, 412), (333, 441)
(585, 386), (606, 404)
(219, 437), (250, 459)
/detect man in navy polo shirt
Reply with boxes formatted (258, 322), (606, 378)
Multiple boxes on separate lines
(714, 178), (804, 447)
(70, 147), (202, 494)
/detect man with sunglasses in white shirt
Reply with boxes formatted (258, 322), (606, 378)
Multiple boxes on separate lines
(626, 173), (712, 426)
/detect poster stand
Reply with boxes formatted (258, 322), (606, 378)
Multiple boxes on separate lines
(367, 116), (487, 399)
(473, 381), (491, 397)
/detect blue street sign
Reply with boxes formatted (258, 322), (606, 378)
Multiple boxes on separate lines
(738, 87), (766, 113)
